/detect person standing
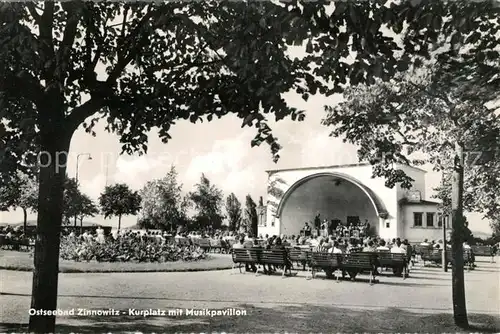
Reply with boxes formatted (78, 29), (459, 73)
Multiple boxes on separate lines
(314, 214), (321, 231)
(304, 222), (312, 237)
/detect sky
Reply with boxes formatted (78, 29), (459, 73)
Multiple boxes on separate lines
(0, 90), (492, 235)
(0, 5), (493, 235)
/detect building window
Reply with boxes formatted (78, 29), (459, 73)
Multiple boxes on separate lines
(385, 220), (390, 228)
(426, 212), (435, 227)
(413, 212), (423, 227)
(437, 214), (443, 227)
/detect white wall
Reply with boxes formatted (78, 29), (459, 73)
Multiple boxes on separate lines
(261, 164), (399, 238)
(396, 164), (427, 201)
(279, 176), (378, 236)
(401, 203), (449, 242)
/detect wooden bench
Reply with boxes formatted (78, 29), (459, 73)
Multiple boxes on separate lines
(175, 238), (191, 247)
(340, 252), (378, 284)
(258, 249), (293, 278)
(413, 244), (432, 261)
(209, 239), (224, 253)
(195, 238), (211, 252)
(377, 252), (408, 278)
(225, 239), (236, 252)
(421, 248), (442, 265)
(446, 249), (474, 271)
(287, 247), (310, 270)
(231, 248), (261, 274)
(471, 245), (492, 257)
(309, 252), (342, 279)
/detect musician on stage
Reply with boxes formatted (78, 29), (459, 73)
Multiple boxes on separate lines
(303, 222), (312, 237)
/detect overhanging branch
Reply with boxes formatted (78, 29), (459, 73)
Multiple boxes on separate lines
(66, 98), (104, 133)
(26, 3), (41, 24)
(57, 2), (82, 82)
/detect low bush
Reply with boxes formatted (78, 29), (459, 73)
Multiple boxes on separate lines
(59, 237), (207, 263)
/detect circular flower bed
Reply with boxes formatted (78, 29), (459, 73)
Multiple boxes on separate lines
(60, 237), (207, 263)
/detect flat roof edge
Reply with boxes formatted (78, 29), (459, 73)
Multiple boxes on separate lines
(266, 162), (427, 174)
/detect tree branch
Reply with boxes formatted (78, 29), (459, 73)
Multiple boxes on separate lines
(1, 71), (45, 107)
(65, 98), (105, 133)
(408, 81), (453, 108)
(39, 2), (55, 82)
(26, 3), (41, 24)
(108, 6), (156, 84)
(57, 2), (82, 82)
(397, 130), (418, 145)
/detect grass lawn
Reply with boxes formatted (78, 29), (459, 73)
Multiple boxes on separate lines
(0, 250), (233, 273)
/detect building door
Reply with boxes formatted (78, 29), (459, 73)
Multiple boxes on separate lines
(347, 216), (360, 226)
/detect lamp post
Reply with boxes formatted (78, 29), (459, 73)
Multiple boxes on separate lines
(441, 170), (449, 272)
(74, 153), (92, 227)
(76, 153), (92, 184)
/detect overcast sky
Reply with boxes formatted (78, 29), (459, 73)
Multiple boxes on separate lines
(0, 90), (491, 234)
(0, 8), (492, 234)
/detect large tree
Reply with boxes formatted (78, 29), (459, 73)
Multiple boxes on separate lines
(76, 194), (99, 228)
(225, 193), (242, 232)
(138, 166), (189, 231)
(2, 1), (499, 331)
(99, 183), (141, 230)
(61, 177), (81, 225)
(189, 174), (224, 230)
(244, 194), (258, 237)
(323, 58), (499, 327)
(0, 171), (38, 232)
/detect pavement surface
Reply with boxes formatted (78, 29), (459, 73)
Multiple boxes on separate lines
(0, 256), (499, 332)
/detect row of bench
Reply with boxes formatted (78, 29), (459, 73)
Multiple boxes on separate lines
(0, 236), (34, 251)
(420, 249), (475, 270)
(232, 248), (409, 284)
(413, 244), (494, 257)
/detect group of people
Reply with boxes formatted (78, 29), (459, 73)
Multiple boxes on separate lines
(231, 233), (414, 273)
(301, 215), (371, 239)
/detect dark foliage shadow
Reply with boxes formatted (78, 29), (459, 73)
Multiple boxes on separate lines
(1, 304), (498, 333)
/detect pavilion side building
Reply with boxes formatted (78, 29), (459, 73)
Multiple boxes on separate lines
(258, 163), (449, 243)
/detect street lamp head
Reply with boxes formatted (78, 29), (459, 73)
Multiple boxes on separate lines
(87, 155), (92, 160)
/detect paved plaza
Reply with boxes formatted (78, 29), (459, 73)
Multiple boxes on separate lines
(1, 257), (499, 332)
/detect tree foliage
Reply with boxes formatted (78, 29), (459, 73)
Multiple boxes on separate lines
(138, 166), (189, 230)
(0, 171), (38, 230)
(189, 174), (224, 230)
(99, 183), (141, 230)
(225, 193), (242, 232)
(2, 0), (500, 331)
(323, 60), (499, 211)
(244, 194), (258, 236)
(77, 193), (99, 225)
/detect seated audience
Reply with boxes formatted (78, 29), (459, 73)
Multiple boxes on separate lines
(376, 239), (390, 251)
(328, 241), (343, 254)
(391, 240), (406, 254)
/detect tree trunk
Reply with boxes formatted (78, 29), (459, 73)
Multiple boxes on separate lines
(28, 131), (71, 333)
(23, 208), (28, 234)
(118, 214), (122, 231)
(74, 214), (77, 228)
(451, 142), (468, 328)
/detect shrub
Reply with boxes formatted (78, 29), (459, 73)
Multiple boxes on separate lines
(59, 236), (207, 263)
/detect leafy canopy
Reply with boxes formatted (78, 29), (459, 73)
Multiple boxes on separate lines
(3, 1), (500, 184)
(323, 59), (500, 219)
(244, 194), (258, 236)
(0, 171), (38, 213)
(138, 166), (189, 230)
(189, 173), (224, 230)
(99, 183), (141, 219)
(225, 193), (242, 232)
